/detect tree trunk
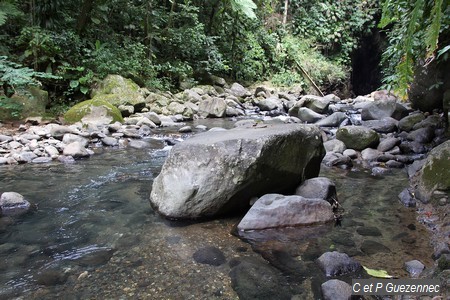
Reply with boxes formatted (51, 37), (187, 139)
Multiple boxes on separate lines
(282, 0), (288, 27)
(76, 0), (95, 35)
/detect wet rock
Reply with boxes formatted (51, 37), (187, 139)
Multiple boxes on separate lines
(32, 157), (52, 164)
(321, 279), (352, 300)
(13, 151), (38, 163)
(356, 226), (382, 237)
(75, 247), (115, 267)
(412, 140), (450, 203)
(360, 240), (390, 255)
(0, 192), (31, 217)
(0, 157), (7, 165)
(315, 112), (347, 127)
(398, 188), (416, 207)
(362, 117), (398, 133)
(336, 126), (379, 151)
(407, 127), (434, 144)
(62, 133), (89, 147)
(198, 97), (227, 118)
(63, 142), (90, 158)
(237, 194), (334, 230)
(377, 137), (400, 152)
(295, 177), (337, 204)
(136, 117), (157, 128)
(36, 269), (68, 286)
(386, 160), (404, 168)
(371, 167), (391, 176)
(404, 260), (425, 278)
(302, 95), (331, 114)
(298, 107), (325, 123)
(0, 135), (13, 142)
(46, 124), (77, 139)
(317, 251), (362, 277)
(178, 126), (192, 133)
(128, 140), (148, 149)
(150, 124), (324, 219)
(101, 137), (118, 146)
(412, 115), (442, 130)
(257, 97), (282, 111)
(229, 257), (292, 300)
(361, 148), (380, 161)
(343, 149), (357, 158)
(193, 246), (226, 266)
(323, 139), (346, 154)
(58, 155), (75, 164)
(361, 99), (407, 121)
(398, 113), (425, 132)
(322, 152), (353, 168)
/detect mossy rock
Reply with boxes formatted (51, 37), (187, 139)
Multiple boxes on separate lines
(90, 74), (145, 107)
(415, 140), (450, 202)
(64, 98), (123, 124)
(0, 86), (48, 121)
(336, 126), (379, 151)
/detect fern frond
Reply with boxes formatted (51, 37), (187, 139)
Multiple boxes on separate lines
(230, 0), (257, 19)
(425, 0), (443, 58)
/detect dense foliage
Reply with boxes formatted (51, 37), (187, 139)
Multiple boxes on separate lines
(0, 0), (388, 116)
(379, 0), (450, 98)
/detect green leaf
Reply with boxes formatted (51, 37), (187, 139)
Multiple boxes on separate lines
(425, 0), (443, 57)
(91, 17), (101, 25)
(437, 45), (450, 59)
(363, 266), (394, 278)
(69, 80), (79, 89)
(230, 0), (257, 19)
(80, 86), (89, 94)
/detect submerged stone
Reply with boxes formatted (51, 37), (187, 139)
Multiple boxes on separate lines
(193, 246), (226, 266)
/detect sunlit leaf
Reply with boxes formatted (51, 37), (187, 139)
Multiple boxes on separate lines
(363, 266), (394, 278)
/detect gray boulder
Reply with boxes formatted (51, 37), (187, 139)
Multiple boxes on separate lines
(405, 260), (425, 278)
(317, 251), (362, 277)
(398, 113), (425, 132)
(407, 127), (434, 144)
(237, 194), (334, 230)
(229, 83), (251, 98)
(377, 137), (400, 152)
(323, 139), (346, 154)
(302, 95), (331, 114)
(298, 107), (325, 123)
(150, 124), (325, 219)
(321, 279), (352, 300)
(362, 117), (398, 133)
(0, 192), (32, 216)
(412, 140), (450, 203)
(336, 126), (379, 151)
(63, 142), (90, 158)
(295, 177), (337, 204)
(315, 112), (347, 127)
(62, 133), (89, 148)
(198, 97), (227, 118)
(361, 100), (408, 121)
(257, 97), (282, 111)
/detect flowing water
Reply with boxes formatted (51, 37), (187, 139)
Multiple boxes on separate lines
(0, 122), (435, 299)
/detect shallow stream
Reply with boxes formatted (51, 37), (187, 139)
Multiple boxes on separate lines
(0, 121), (434, 299)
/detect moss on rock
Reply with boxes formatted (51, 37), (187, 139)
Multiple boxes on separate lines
(90, 74), (145, 107)
(64, 98), (123, 124)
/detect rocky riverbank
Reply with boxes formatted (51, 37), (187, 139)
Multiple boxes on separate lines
(1, 77), (449, 297)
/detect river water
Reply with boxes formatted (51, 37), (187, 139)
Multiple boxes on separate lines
(0, 122), (434, 299)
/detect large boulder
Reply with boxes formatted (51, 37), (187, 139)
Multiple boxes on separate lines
(0, 192), (32, 217)
(336, 126), (379, 151)
(412, 140), (450, 203)
(90, 74), (146, 108)
(237, 194), (334, 230)
(361, 100), (407, 121)
(0, 86), (48, 121)
(64, 98), (123, 125)
(150, 124), (325, 219)
(198, 97), (227, 118)
(302, 95), (332, 114)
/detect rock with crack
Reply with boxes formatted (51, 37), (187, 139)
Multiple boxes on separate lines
(150, 124), (325, 219)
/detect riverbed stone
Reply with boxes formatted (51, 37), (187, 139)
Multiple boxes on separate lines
(343, 149), (357, 158)
(407, 127), (434, 144)
(336, 126), (379, 151)
(302, 95), (331, 114)
(295, 177), (337, 204)
(317, 251), (362, 277)
(0, 135), (13, 142)
(322, 152), (353, 168)
(63, 142), (90, 158)
(356, 226), (382, 237)
(360, 240), (390, 255)
(193, 246), (226, 266)
(315, 112), (347, 127)
(361, 99), (407, 121)
(64, 98), (124, 125)
(323, 139), (346, 153)
(150, 124), (325, 219)
(398, 188), (416, 207)
(412, 140), (450, 203)
(237, 194), (334, 230)
(32, 157), (52, 164)
(229, 257), (292, 300)
(405, 260), (425, 278)
(198, 97), (227, 118)
(361, 148), (380, 161)
(257, 97), (282, 111)
(398, 113), (425, 132)
(377, 137), (400, 152)
(321, 279), (352, 300)
(229, 83), (251, 98)
(362, 117), (398, 133)
(62, 133), (89, 148)
(13, 151), (38, 163)
(0, 192), (31, 217)
(297, 107), (325, 123)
